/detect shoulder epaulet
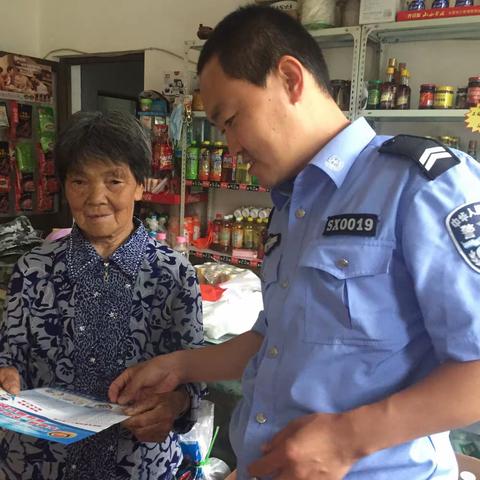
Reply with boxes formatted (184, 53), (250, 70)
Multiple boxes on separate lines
(378, 134), (460, 180)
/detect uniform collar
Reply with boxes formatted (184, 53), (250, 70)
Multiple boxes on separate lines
(271, 117), (376, 209)
(66, 217), (148, 282)
(309, 117), (376, 188)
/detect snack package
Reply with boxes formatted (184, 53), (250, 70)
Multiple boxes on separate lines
(0, 142), (10, 176)
(38, 106), (56, 153)
(16, 143), (35, 173)
(16, 104), (33, 138)
(0, 103), (9, 128)
(0, 194), (9, 213)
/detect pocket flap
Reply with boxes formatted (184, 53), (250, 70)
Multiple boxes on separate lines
(299, 241), (394, 280)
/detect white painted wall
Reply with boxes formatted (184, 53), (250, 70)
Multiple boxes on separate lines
(1, 0), (40, 58)
(37, 0), (250, 91)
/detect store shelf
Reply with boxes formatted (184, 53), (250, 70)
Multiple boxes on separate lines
(361, 109), (470, 121)
(186, 179), (270, 193)
(141, 192), (207, 205)
(365, 15), (480, 44)
(308, 26), (361, 48)
(189, 246), (262, 268)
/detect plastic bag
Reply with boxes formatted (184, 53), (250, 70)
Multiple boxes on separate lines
(176, 400), (231, 480)
(300, 0), (336, 29)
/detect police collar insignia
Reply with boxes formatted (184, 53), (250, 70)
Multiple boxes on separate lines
(379, 135), (460, 180)
(264, 233), (281, 256)
(324, 214), (378, 237)
(446, 202), (480, 273)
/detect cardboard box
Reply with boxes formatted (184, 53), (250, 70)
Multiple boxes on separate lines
(360, 0), (402, 24)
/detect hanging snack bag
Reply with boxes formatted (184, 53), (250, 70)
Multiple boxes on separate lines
(38, 106), (56, 153)
(16, 143), (35, 173)
(0, 142), (10, 176)
(0, 102), (9, 128)
(16, 104), (33, 138)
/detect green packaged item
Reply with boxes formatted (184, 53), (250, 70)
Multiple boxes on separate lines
(38, 107), (55, 134)
(16, 143), (35, 173)
(40, 135), (55, 153)
(186, 141), (200, 180)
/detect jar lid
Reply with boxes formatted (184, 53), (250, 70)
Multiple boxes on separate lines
(421, 83), (436, 89)
(469, 76), (480, 82)
(436, 86), (455, 92)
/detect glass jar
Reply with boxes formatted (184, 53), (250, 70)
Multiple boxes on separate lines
(407, 0), (426, 10)
(433, 86), (455, 109)
(455, 88), (468, 109)
(467, 76), (480, 108)
(419, 84), (436, 109)
(367, 80), (382, 109)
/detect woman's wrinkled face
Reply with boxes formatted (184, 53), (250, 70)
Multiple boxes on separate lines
(65, 158), (143, 243)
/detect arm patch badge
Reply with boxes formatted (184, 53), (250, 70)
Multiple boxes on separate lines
(446, 202), (480, 273)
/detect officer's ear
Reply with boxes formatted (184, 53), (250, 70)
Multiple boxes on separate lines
(276, 55), (304, 105)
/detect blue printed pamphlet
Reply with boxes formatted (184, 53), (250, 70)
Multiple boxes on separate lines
(0, 387), (129, 445)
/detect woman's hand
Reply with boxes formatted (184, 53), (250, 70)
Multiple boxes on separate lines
(121, 387), (190, 443)
(0, 367), (20, 395)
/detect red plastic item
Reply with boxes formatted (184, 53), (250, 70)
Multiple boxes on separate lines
(200, 284), (226, 302)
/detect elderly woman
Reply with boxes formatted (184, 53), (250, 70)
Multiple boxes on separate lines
(0, 111), (204, 479)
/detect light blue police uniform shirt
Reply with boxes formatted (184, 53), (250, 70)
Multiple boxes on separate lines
(230, 117), (480, 479)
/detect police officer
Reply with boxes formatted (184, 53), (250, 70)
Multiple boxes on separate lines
(110, 6), (480, 479)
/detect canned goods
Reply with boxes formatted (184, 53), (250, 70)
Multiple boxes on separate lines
(467, 76), (480, 108)
(455, 0), (474, 5)
(455, 88), (468, 109)
(367, 80), (382, 110)
(419, 84), (436, 109)
(432, 0), (449, 7)
(434, 86), (455, 109)
(407, 0), (425, 9)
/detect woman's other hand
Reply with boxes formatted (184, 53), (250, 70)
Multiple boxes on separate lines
(121, 387), (190, 443)
(0, 367), (20, 395)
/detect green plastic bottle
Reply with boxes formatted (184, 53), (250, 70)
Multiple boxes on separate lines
(186, 141), (200, 180)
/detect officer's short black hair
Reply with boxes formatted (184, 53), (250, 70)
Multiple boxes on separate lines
(197, 5), (330, 93)
(55, 111), (151, 185)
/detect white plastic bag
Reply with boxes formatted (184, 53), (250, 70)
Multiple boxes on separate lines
(300, 0), (337, 29)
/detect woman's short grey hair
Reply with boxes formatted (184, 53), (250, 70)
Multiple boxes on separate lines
(55, 111), (152, 185)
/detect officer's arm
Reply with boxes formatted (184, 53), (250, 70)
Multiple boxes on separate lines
(345, 359), (480, 459)
(110, 330), (264, 404)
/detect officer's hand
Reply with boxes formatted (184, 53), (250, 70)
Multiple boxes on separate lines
(121, 387), (190, 443)
(0, 367), (20, 395)
(109, 353), (184, 405)
(248, 412), (360, 480)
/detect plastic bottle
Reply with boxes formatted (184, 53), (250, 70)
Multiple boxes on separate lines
(186, 141), (200, 180)
(148, 230), (157, 239)
(243, 217), (254, 249)
(212, 213), (223, 250)
(256, 218), (267, 259)
(221, 150), (234, 182)
(232, 217), (244, 249)
(174, 235), (189, 258)
(156, 231), (169, 246)
(198, 140), (211, 181)
(209, 141), (223, 182)
(219, 215), (232, 252)
(235, 154), (251, 184)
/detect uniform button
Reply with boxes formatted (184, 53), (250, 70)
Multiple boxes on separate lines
(89, 357), (96, 363)
(295, 208), (306, 219)
(79, 326), (85, 332)
(268, 346), (279, 358)
(71, 464), (76, 470)
(336, 258), (349, 269)
(117, 359), (123, 365)
(281, 280), (289, 289)
(109, 311), (116, 318)
(93, 291), (100, 297)
(255, 412), (267, 424)
(125, 283), (131, 289)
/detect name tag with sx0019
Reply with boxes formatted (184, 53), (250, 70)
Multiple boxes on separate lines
(323, 214), (378, 237)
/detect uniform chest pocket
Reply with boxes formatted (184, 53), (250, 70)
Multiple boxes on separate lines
(299, 241), (398, 346)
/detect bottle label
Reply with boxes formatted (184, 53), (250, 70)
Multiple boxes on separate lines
(396, 95), (409, 107)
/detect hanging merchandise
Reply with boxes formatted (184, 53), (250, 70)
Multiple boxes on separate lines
(455, 0), (474, 5)
(300, 0), (336, 29)
(15, 104), (33, 138)
(431, 0), (449, 8)
(407, 0), (426, 9)
(0, 103), (9, 128)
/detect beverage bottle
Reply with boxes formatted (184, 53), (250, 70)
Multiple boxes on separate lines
(219, 215), (232, 252)
(186, 141), (200, 180)
(174, 235), (189, 258)
(256, 218), (267, 259)
(468, 140), (478, 161)
(396, 69), (411, 110)
(243, 217), (254, 249)
(212, 213), (223, 250)
(235, 154), (251, 184)
(209, 141), (223, 182)
(198, 140), (211, 181)
(380, 66), (396, 110)
(156, 231), (169, 246)
(192, 215), (201, 241)
(221, 150), (234, 182)
(231, 216), (244, 249)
